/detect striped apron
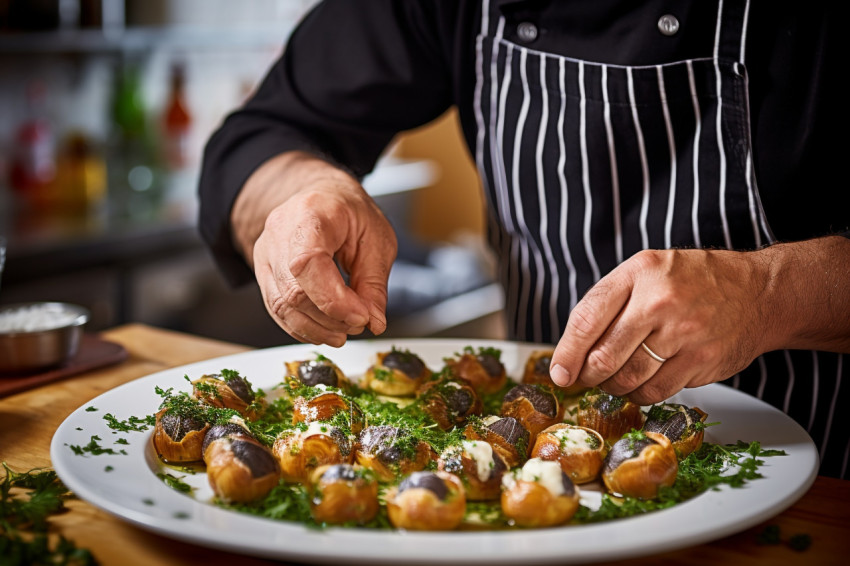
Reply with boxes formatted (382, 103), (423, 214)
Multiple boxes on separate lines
(472, 0), (847, 478)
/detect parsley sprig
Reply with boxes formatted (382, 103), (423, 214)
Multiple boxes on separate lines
(1, 463), (97, 565)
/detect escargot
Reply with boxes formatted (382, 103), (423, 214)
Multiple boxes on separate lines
(438, 439), (507, 501)
(362, 348), (431, 397)
(416, 375), (482, 431)
(273, 422), (354, 483)
(577, 388), (644, 443)
(192, 370), (259, 419)
(642, 403), (708, 458)
(500, 383), (562, 440)
(152, 405), (210, 464)
(308, 463), (379, 525)
(521, 350), (587, 395)
(531, 423), (607, 484)
(203, 423), (280, 503)
(355, 425), (435, 482)
(602, 430), (678, 499)
(386, 471), (467, 531)
(443, 346), (507, 395)
(463, 415), (530, 468)
(285, 355), (349, 390)
(291, 389), (365, 435)
(501, 457), (580, 528)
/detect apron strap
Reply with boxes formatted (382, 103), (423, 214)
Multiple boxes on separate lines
(713, 0), (751, 65)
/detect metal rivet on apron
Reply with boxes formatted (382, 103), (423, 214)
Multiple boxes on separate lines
(516, 22), (538, 42)
(657, 14), (680, 36)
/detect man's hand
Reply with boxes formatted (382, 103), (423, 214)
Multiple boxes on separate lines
(232, 151), (397, 347)
(548, 237), (850, 405)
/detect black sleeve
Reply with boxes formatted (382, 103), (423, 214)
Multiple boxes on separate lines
(197, 0), (455, 286)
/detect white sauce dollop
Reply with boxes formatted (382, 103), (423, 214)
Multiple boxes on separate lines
(502, 457), (566, 497)
(462, 440), (496, 482)
(551, 426), (593, 453)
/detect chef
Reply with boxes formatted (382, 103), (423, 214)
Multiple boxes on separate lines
(198, 0), (849, 478)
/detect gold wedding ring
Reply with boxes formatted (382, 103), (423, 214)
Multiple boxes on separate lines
(641, 341), (667, 363)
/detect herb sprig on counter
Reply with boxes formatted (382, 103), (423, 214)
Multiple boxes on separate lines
(0, 463), (97, 566)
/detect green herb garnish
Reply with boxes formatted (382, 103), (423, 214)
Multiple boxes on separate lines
(67, 436), (128, 457)
(156, 473), (195, 494)
(1, 463), (97, 565)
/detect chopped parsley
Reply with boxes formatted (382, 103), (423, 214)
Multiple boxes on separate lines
(156, 473), (195, 495)
(103, 413), (154, 433)
(1, 463), (97, 565)
(67, 436), (128, 457)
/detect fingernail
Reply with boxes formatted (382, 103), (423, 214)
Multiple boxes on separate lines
(368, 305), (387, 335)
(550, 364), (572, 386)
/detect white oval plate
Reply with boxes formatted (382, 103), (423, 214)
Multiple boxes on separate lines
(51, 338), (819, 565)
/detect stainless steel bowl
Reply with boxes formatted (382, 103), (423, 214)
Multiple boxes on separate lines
(0, 302), (90, 374)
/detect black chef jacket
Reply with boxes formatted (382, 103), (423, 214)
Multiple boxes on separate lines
(198, 0), (848, 478)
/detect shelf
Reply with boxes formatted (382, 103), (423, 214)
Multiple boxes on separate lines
(0, 25), (292, 54)
(362, 158), (440, 198)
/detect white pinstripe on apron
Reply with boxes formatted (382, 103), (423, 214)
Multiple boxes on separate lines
(472, 0), (848, 478)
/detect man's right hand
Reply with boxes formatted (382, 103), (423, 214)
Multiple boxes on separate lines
(231, 151), (397, 347)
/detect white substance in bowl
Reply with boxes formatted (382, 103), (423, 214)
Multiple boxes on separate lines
(0, 303), (83, 333)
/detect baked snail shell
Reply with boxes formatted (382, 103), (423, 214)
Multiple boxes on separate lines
(192, 372), (259, 419)
(602, 430), (678, 499)
(273, 423), (354, 483)
(438, 440), (507, 501)
(500, 383), (562, 441)
(643, 403), (708, 458)
(285, 357), (349, 390)
(362, 348), (431, 397)
(416, 377), (483, 431)
(522, 350), (587, 395)
(308, 463), (380, 525)
(531, 423), (607, 484)
(463, 416), (530, 468)
(577, 388), (645, 443)
(355, 425), (436, 482)
(201, 421), (254, 460)
(386, 471), (467, 531)
(501, 457), (580, 528)
(292, 390), (364, 435)
(152, 407), (210, 464)
(444, 347), (507, 395)
(204, 432), (280, 503)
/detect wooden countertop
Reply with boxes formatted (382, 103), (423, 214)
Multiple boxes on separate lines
(1, 324), (847, 565)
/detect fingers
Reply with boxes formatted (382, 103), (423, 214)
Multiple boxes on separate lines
(345, 235), (396, 336)
(255, 259), (359, 347)
(549, 270), (634, 388)
(253, 190), (397, 346)
(609, 356), (689, 406)
(288, 249), (371, 328)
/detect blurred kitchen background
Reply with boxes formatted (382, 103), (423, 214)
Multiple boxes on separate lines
(0, 0), (506, 347)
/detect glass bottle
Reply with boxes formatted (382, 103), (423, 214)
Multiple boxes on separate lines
(162, 62), (192, 171)
(106, 63), (163, 221)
